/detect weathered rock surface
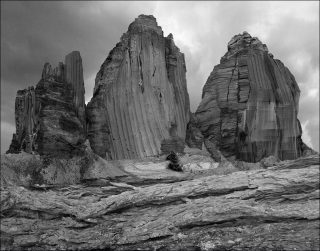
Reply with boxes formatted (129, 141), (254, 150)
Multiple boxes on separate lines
(0, 145), (221, 188)
(1, 155), (319, 250)
(160, 136), (185, 154)
(87, 15), (190, 160)
(195, 32), (307, 162)
(1, 150), (91, 188)
(7, 87), (38, 154)
(7, 51), (86, 157)
(186, 113), (204, 149)
(65, 51), (86, 131)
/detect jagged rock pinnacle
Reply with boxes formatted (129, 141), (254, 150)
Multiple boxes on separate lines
(7, 52), (86, 157)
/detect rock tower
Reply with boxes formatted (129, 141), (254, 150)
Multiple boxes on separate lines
(7, 51), (86, 157)
(87, 15), (190, 159)
(193, 32), (304, 162)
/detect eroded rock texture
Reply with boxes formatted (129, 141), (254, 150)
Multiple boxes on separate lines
(186, 113), (204, 149)
(1, 155), (319, 250)
(7, 87), (38, 154)
(87, 15), (190, 160)
(195, 32), (304, 162)
(7, 51), (86, 157)
(65, 51), (86, 131)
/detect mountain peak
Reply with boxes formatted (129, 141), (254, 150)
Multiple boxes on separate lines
(128, 14), (163, 36)
(224, 32), (268, 60)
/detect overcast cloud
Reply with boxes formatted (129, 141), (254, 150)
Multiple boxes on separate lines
(1, 1), (319, 153)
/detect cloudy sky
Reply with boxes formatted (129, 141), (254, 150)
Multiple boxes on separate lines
(1, 1), (319, 153)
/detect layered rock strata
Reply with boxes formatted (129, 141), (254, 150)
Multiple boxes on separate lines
(195, 32), (304, 162)
(87, 15), (190, 160)
(7, 51), (86, 157)
(1, 155), (319, 250)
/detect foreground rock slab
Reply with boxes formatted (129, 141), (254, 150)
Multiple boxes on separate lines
(1, 156), (319, 250)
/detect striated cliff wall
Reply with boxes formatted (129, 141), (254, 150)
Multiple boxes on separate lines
(65, 51), (86, 132)
(195, 32), (304, 162)
(7, 87), (38, 154)
(7, 51), (86, 157)
(87, 15), (190, 160)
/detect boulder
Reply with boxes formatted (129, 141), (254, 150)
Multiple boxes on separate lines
(260, 155), (280, 168)
(166, 151), (183, 172)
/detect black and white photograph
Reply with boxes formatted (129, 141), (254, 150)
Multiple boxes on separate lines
(1, 1), (319, 250)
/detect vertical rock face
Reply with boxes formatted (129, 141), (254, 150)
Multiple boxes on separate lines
(7, 51), (86, 157)
(186, 113), (204, 149)
(87, 15), (190, 160)
(195, 32), (303, 162)
(65, 51), (86, 131)
(7, 87), (38, 154)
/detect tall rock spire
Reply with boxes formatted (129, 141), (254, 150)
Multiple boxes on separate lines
(193, 32), (304, 162)
(87, 14), (190, 159)
(65, 51), (86, 132)
(7, 52), (86, 157)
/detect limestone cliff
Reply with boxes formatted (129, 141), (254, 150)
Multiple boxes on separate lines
(87, 15), (190, 159)
(195, 32), (304, 162)
(7, 51), (86, 157)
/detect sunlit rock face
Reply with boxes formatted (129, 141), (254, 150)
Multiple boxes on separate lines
(87, 15), (190, 160)
(7, 51), (86, 157)
(195, 32), (303, 162)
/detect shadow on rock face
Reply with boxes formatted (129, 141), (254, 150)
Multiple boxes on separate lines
(0, 152), (88, 188)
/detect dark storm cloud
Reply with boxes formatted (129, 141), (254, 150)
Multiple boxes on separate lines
(1, 1), (156, 96)
(1, 1), (319, 152)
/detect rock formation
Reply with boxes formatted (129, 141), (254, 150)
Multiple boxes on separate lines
(166, 151), (183, 172)
(186, 113), (204, 149)
(65, 51), (86, 131)
(194, 32), (304, 162)
(7, 51), (86, 157)
(87, 15), (190, 160)
(1, 154), (319, 250)
(7, 87), (38, 154)
(2, 14), (319, 251)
